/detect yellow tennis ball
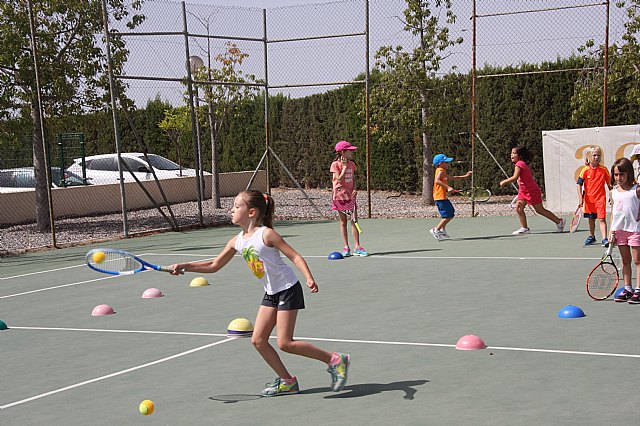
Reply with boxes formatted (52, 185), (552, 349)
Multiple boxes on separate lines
(139, 399), (154, 415)
(92, 251), (106, 264)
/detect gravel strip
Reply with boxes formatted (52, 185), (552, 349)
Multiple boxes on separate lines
(1, 188), (517, 255)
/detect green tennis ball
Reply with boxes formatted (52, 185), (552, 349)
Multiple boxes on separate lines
(139, 400), (154, 415)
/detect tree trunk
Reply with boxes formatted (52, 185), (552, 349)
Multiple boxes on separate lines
(31, 102), (50, 232)
(420, 91), (434, 205)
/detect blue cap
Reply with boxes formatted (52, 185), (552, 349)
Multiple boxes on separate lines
(433, 154), (454, 166)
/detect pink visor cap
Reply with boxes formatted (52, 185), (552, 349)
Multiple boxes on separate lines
(335, 140), (357, 152)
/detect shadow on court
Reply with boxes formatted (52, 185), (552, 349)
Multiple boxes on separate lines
(449, 234), (516, 241)
(304, 380), (429, 400)
(206, 380), (429, 404)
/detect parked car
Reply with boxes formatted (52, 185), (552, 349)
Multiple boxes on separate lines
(66, 153), (208, 185)
(0, 167), (86, 193)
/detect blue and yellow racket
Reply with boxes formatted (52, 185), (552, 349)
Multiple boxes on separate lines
(86, 248), (173, 275)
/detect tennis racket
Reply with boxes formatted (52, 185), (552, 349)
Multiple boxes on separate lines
(585, 243), (619, 300)
(343, 209), (362, 233)
(86, 248), (173, 275)
(569, 205), (582, 233)
(510, 195), (538, 215)
(452, 187), (491, 202)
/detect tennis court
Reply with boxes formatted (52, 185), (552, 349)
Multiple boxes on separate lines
(1, 217), (637, 425)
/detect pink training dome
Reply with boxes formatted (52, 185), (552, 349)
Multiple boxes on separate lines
(455, 334), (487, 350)
(141, 288), (164, 299)
(91, 304), (116, 316)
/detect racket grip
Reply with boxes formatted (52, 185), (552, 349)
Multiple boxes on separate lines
(355, 222), (362, 233)
(159, 265), (185, 274)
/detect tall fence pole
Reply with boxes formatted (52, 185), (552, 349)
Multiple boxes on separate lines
(101, 0), (129, 237)
(471, 0), (477, 218)
(603, 0), (609, 127)
(365, 0), (371, 218)
(263, 8), (271, 195)
(181, 1), (203, 225)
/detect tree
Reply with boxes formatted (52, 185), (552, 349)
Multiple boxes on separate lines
(370, 0), (462, 204)
(571, 0), (640, 126)
(158, 106), (191, 172)
(0, 0), (144, 231)
(191, 42), (260, 207)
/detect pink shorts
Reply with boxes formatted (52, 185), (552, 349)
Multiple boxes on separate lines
(518, 189), (542, 206)
(612, 230), (640, 247)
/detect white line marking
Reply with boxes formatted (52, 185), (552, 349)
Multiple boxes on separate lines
(297, 336), (640, 358)
(10, 326), (228, 337)
(0, 263), (86, 280)
(136, 253), (601, 261)
(307, 255), (599, 260)
(0, 253), (216, 281)
(9, 326), (640, 359)
(0, 338), (233, 410)
(0, 275), (121, 299)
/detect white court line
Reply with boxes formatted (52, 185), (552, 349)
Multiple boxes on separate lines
(304, 256), (599, 260)
(299, 336), (640, 359)
(10, 326), (229, 338)
(0, 338), (233, 410)
(0, 252), (212, 281)
(146, 252), (600, 261)
(9, 326), (640, 359)
(0, 275), (121, 299)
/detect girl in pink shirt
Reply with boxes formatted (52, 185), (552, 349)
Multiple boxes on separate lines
(330, 140), (368, 257)
(500, 146), (565, 235)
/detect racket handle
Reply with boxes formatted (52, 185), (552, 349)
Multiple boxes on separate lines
(160, 266), (186, 274)
(354, 221), (362, 233)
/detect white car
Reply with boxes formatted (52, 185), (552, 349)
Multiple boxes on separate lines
(66, 153), (207, 185)
(0, 167), (86, 193)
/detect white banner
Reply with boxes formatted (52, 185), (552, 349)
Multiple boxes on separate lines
(542, 124), (640, 214)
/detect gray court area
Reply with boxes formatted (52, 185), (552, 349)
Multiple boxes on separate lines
(1, 217), (638, 425)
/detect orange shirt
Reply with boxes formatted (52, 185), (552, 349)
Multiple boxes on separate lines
(433, 166), (448, 201)
(578, 164), (610, 203)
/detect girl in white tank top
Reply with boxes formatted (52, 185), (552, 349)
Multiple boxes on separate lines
(168, 190), (351, 395)
(610, 158), (640, 304)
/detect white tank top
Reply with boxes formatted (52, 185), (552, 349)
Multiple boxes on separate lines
(611, 184), (640, 233)
(234, 226), (299, 295)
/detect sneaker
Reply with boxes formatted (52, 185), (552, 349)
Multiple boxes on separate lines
(430, 228), (444, 241)
(615, 289), (635, 302)
(629, 292), (640, 305)
(261, 377), (300, 397)
(512, 227), (531, 235)
(327, 352), (350, 392)
(440, 230), (451, 239)
(602, 238), (609, 248)
(341, 246), (352, 257)
(353, 247), (369, 257)
(584, 236), (596, 245)
(556, 218), (566, 233)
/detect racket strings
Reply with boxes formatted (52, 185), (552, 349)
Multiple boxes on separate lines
(587, 262), (618, 299)
(91, 252), (142, 274)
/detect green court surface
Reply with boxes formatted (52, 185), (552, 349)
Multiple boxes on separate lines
(1, 217), (637, 425)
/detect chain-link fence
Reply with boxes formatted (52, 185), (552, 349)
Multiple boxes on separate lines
(0, 0), (630, 255)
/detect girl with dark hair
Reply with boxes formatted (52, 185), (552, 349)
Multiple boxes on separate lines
(500, 146), (565, 235)
(169, 190), (350, 396)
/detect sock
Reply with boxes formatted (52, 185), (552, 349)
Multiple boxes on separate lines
(282, 377), (296, 384)
(329, 352), (340, 365)
(635, 288), (640, 294)
(626, 285), (633, 292)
